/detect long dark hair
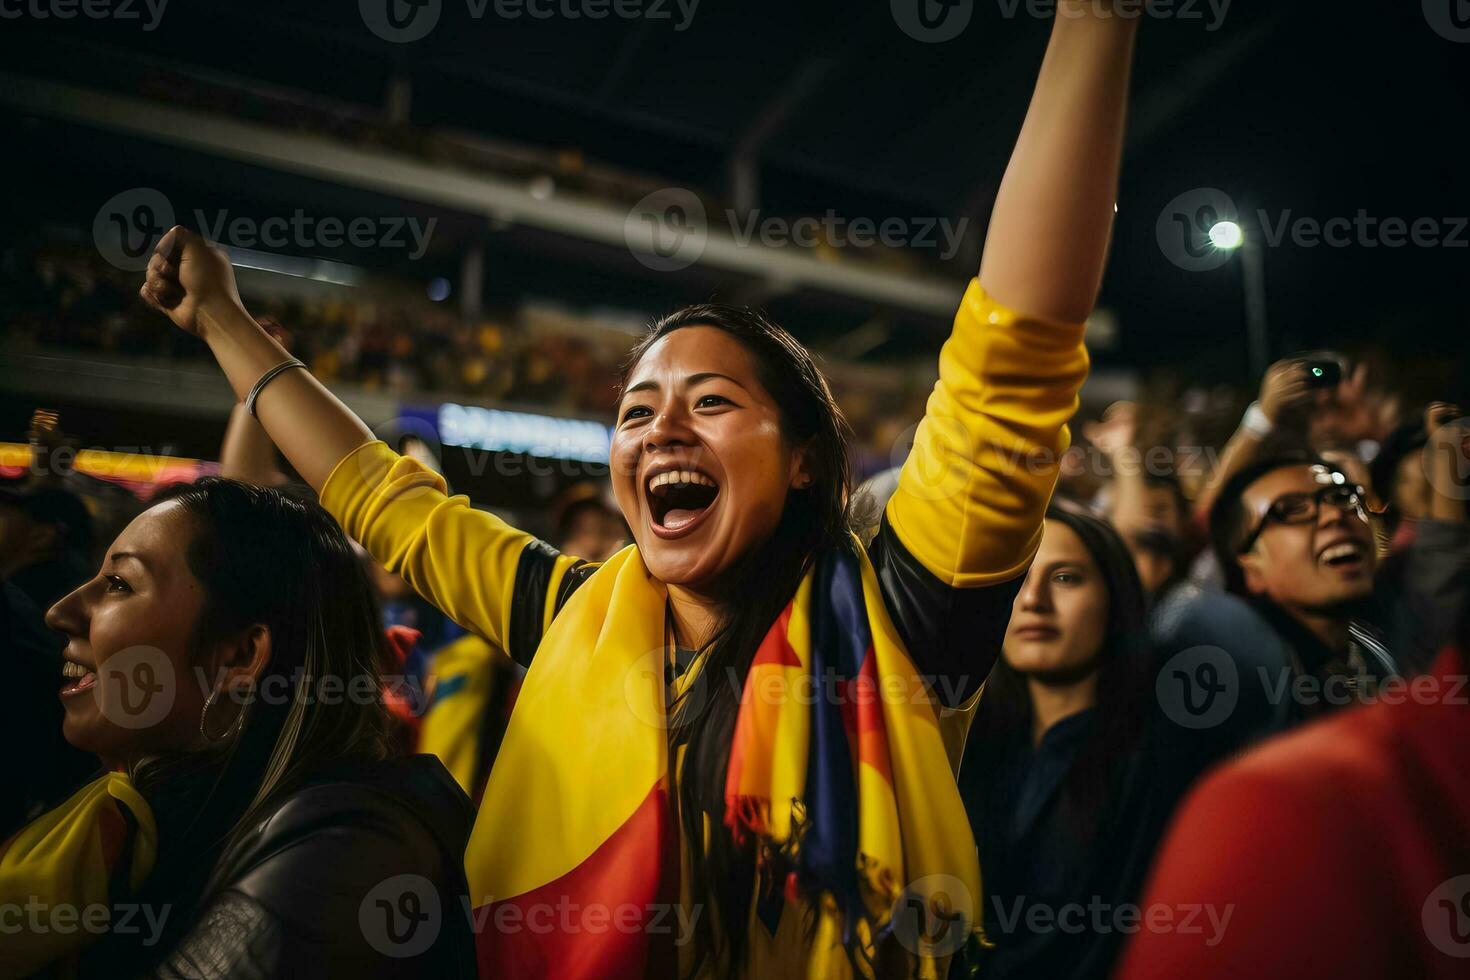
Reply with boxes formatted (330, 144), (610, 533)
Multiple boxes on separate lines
(621, 304), (853, 977)
(970, 505), (1149, 838)
(121, 479), (392, 957)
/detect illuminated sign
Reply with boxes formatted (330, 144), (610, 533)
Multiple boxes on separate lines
(437, 403), (612, 463)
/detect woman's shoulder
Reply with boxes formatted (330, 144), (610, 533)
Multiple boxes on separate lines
(158, 755), (477, 976)
(206, 754), (474, 927)
(233, 754), (474, 872)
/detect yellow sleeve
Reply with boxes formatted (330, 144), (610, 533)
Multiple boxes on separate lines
(886, 279), (1089, 588)
(321, 441), (534, 652)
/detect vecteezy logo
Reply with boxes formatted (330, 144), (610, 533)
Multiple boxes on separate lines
(1423, 0), (1470, 42)
(624, 188), (708, 272)
(1423, 875), (1470, 957)
(890, 874), (973, 959)
(93, 645), (175, 731)
(360, 874), (441, 957)
(1155, 188), (1239, 272)
(891, 0), (972, 43)
(93, 188), (175, 272)
(1156, 646), (1238, 730)
(360, 0), (442, 43)
(1423, 418), (1470, 501)
(887, 416), (974, 503)
(623, 644), (712, 731)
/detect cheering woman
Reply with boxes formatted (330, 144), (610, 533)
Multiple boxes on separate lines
(1, 480), (475, 977)
(138, 6), (1140, 975)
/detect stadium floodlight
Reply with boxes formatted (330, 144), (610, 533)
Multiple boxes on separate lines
(1208, 220), (1244, 250)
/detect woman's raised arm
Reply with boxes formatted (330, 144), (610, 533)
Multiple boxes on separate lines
(141, 225), (373, 491)
(979, 2), (1139, 322)
(886, 6), (1137, 593)
(140, 226), (562, 658)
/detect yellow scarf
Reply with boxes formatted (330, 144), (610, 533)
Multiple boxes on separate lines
(467, 537), (983, 978)
(0, 772), (157, 979)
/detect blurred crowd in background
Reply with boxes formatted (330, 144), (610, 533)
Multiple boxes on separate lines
(3, 4), (1469, 974)
(2, 244), (939, 459)
(8, 238), (1457, 499)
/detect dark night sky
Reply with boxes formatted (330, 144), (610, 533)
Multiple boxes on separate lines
(2, 0), (1467, 390)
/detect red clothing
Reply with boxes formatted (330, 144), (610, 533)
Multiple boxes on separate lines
(1117, 645), (1470, 979)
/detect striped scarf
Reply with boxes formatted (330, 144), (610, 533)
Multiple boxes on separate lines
(468, 537), (982, 978)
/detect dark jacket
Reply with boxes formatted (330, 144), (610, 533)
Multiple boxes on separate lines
(1149, 576), (1402, 757)
(79, 754), (475, 979)
(1148, 582), (1298, 754)
(958, 706), (1198, 980)
(961, 711), (1112, 979)
(1378, 519), (1470, 671)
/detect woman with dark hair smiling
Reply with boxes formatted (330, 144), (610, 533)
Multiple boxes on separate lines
(958, 506), (1156, 979)
(1, 479), (475, 978)
(134, 6), (1142, 974)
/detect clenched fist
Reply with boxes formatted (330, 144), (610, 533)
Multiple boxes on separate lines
(1257, 358), (1315, 425)
(138, 226), (244, 336)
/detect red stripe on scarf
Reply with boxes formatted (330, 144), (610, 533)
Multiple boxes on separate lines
(724, 604), (800, 842)
(473, 786), (675, 979)
(750, 605), (801, 667)
(841, 648), (893, 783)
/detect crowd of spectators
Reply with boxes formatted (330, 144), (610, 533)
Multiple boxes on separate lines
(2, 245), (624, 413)
(2, 243), (938, 459)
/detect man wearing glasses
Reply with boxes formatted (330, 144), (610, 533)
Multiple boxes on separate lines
(1207, 451), (1400, 720)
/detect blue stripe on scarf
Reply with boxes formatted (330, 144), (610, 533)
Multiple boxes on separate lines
(800, 546), (875, 938)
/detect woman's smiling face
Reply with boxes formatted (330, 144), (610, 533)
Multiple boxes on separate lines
(46, 501), (211, 763)
(611, 325), (809, 592)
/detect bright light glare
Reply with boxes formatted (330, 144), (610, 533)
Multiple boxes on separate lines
(1208, 220), (1244, 250)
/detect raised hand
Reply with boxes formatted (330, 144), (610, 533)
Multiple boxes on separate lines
(1083, 401), (1138, 457)
(1318, 362), (1382, 442)
(976, 0), (1138, 323)
(138, 225), (245, 337)
(1257, 359), (1315, 425)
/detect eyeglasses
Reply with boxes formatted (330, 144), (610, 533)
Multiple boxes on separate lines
(1237, 483), (1366, 554)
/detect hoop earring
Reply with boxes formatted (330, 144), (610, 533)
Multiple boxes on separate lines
(200, 686), (248, 743)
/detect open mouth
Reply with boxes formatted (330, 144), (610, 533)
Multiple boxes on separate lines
(1318, 541), (1367, 570)
(646, 468), (719, 536)
(60, 659), (98, 698)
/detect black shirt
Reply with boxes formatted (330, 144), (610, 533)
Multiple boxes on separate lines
(504, 514), (1025, 709)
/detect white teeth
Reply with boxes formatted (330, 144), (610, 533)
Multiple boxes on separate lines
(647, 469), (717, 492)
(1321, 543), (1362, 563)
(61, 661), (89, 678)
